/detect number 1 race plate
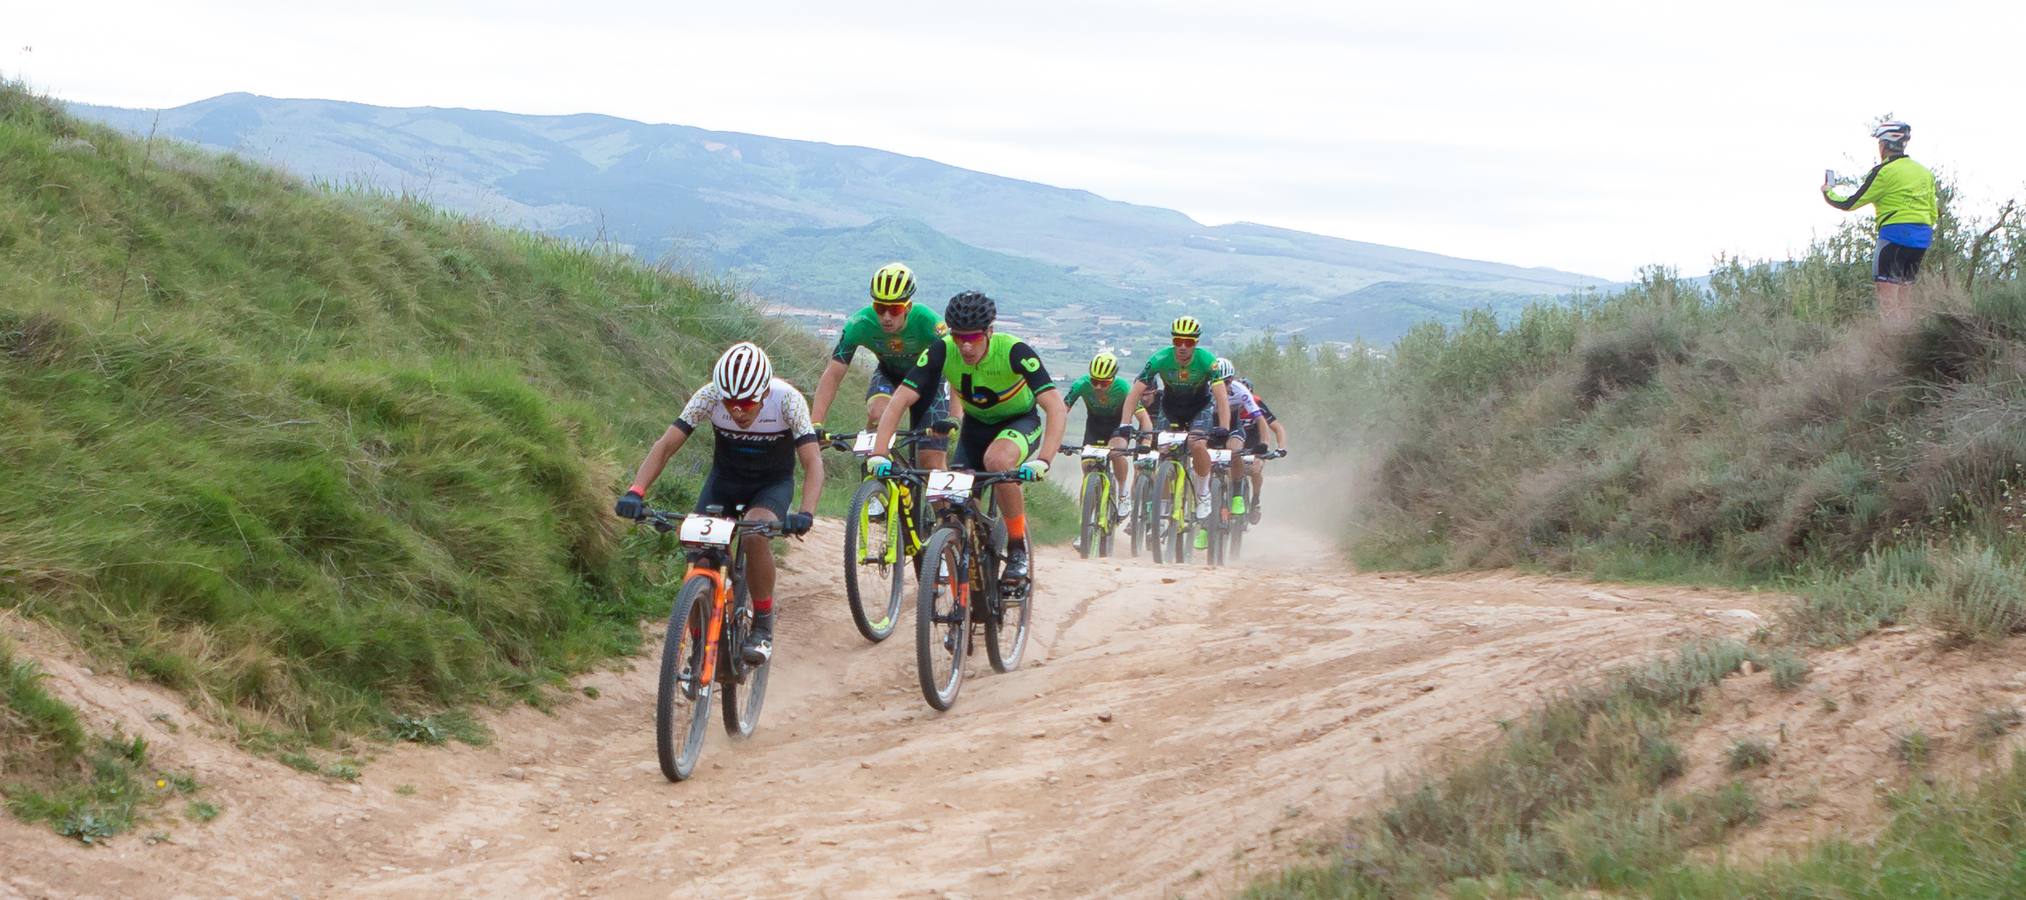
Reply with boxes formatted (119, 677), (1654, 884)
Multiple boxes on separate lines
(1157, 431), (1188, 449)
(678, 515), (737, 547)
(852, 431), (877, 454)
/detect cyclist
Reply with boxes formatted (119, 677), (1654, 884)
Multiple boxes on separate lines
(1119, 316), (1233, 548)
(809, 262), (953, 467)
(615, 342), (822, 665)
(1216, 360), (1289, 521)
(867, 291), (1069, 582)
(1063, 352), (1154, 518)
(1822, 120), (1938, 326)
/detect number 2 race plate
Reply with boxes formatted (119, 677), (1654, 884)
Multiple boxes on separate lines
(925, 470), (976, 501)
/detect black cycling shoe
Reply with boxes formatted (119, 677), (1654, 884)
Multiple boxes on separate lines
(1002, 540), (1031, 583)
(741, 612), (774, 665)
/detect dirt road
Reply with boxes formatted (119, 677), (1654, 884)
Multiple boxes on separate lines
(1, 516), (1767, 899)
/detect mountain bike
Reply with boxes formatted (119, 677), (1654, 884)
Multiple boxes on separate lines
(1147, 429), (1200, 565)
(893, 466), (1034, 711)
(1225, 448), (1285, 561)
(825, 428), (940, 642)
(1061, 442), (1127, 559)
(631, 505), (786, 783)
(1127, 441), (1157, 558)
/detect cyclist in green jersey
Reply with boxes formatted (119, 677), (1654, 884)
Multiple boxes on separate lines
(1119, 316), (1233, 531)
(810, 262), (953, 468)
(1822, 121), (1938, 327)
(868, 291), (1069, 582)
(1064, 352), (1155, 515)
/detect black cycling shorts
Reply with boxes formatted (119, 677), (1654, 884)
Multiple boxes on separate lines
(1874, 239), (1927, 284)
(694, 471), (795, 520)
(953, 410), (1044, 470)
(868, 369), (950, 430)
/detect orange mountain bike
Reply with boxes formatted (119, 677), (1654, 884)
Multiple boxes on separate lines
(632, 505), (785, 782)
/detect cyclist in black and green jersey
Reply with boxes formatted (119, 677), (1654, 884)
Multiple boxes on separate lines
(1064, 352), (1155, 516)
(1119, 315), (1234, 528)
(868, 291), (1069, 582)
(810, 262), (953, 468)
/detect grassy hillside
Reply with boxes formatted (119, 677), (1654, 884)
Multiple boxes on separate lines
(1239, 183), (2026, 893)
(0, 78), (862, 794)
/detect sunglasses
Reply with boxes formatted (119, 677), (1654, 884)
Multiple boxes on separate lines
(952, 330), (989, 345)
(722, 396), (761, 413)
(1172, 338), (1198, 348)
(873, 302), (910, 316)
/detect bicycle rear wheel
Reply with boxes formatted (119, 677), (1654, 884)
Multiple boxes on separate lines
(1229, 479), (1254, 560)
(1129, 471), (1152, 558)
(1207, 477), (1229, 568)
(656, 576), (715, 782)
(1097, 474), (1116, 558)
(985, 566), (1031, 674)
(1078, 470), (1102, 560)
(721, 553), (769, 739)
(915, 526), (968, 711)
(1152, 461), (1181, 565)
(843, 479), (906, 642)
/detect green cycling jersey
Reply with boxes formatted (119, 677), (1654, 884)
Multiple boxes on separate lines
(830, 303), (948, 378)
(1824, 156), (1938, 228)
(1136, 346), (1218, 411)
(1063, 374), (1131, 420)
(902, 332), (1056, 425)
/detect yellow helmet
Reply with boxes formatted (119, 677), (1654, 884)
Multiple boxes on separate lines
(1170, 315), (1202, 339)
(1090, 352), (1118, 380)
(870, 262), (916, 303)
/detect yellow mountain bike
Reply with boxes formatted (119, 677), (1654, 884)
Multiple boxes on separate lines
(826, 428), (939, 642)
(1061, 442), (1127, 559)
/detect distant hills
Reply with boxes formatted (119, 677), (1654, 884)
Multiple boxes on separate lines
(71, 93), (1610, 348)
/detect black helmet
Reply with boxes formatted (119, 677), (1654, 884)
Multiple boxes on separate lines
(944, 291), (997, 331)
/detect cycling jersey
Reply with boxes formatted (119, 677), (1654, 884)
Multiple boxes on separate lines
(673, 378), (818, 482)
(1226, 378), (1268, 422)
(902, 332), (1057, 425)
(1064, 374), (1131, 440)
(1136, 347), (1218, 424)
(1825, 156), (1938, 246)
(831, 304), (948, 380)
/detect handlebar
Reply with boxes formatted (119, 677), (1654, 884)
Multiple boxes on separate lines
(879, 467), (1031, 490)
(633, 507), (787, 537)
(823, 427), (940, 454)
(1059, 443), (1131, 457)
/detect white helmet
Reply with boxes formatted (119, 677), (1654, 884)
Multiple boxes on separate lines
(1871, 120), (1911, 148)
(712, 342), (772, 400)
(1211, 357), (1236, 381)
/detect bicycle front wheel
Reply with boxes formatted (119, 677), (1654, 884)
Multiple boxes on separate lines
(915, 526), (969, 711)
(656, 576), (716, 782)
(844, 479), (905, 642)
(1078, 470), (1102, 560)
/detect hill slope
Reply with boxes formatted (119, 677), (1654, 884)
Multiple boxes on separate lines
(0, 81), (827, 775)
(69, 93), (1608, 343)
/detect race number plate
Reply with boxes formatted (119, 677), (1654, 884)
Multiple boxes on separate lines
(852, 431), (877, 454)
(925, 470), (975, 501)
(1209, 449), (1233, 465)
(1157, 431), (1188, 449)
(1081, 446), (1110, 460)
(678, 515), (737, 547)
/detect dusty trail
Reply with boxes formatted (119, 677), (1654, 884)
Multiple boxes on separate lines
(2, 515), (1769, 899)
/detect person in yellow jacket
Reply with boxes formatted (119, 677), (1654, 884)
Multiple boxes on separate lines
(1823, 120), (1938, 326)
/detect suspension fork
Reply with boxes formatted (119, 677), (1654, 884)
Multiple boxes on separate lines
(688, 564), (729, 687)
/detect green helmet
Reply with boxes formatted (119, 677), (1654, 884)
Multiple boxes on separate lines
(871, 262), (916, 303)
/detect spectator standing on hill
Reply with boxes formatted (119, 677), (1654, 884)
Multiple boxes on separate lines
(1822, 120), (1938, 327)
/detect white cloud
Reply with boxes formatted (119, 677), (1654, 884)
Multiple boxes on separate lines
(7, 0), (2024, 279)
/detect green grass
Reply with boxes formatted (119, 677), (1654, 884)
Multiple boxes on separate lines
(1242, 177), (2026, 894)
(1726, 737), (1774, 772)
(0, 80), (848, 764)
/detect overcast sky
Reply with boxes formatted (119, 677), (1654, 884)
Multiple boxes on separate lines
(8, 1), (2024, 280)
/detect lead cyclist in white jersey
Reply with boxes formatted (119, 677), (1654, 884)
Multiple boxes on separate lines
(614, 343), (824, 664)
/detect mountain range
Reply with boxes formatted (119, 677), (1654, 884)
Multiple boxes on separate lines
(69, 93), (1610, 349)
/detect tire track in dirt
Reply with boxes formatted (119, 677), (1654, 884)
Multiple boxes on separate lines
(0, 517), (1770, 899)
